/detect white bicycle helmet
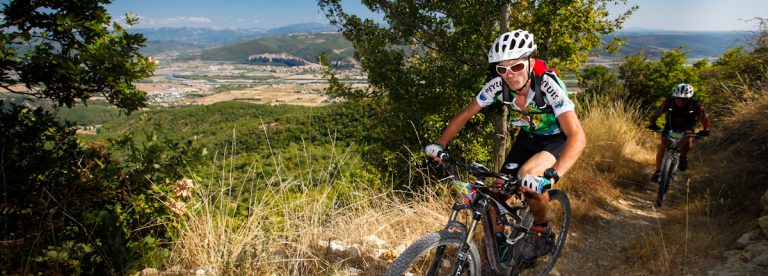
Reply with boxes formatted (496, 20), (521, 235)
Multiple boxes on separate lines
(672, 83), (694, 98)
(488, 30), (537, 63)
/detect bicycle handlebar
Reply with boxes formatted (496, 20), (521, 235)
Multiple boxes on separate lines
(436, 151), (517, 192)
(649, 129), (702, 138)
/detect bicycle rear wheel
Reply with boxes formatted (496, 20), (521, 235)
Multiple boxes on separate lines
(516, 189), (571, 276)
(385, 230), (481, 276)
(656, 151), (676, 207)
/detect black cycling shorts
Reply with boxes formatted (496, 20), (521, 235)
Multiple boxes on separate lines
(499, 132), (566, 176)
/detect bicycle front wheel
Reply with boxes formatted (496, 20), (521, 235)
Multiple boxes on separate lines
(518, 189), (571, 276)
(656, 151), (676, 207)
(385, 230), (481, 276)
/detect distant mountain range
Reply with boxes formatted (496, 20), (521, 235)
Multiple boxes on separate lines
(135, 23), (754, 65)
(599, 30), (752, 59)
(133, 23), (336, 46)
(134, 23), (338, 57)
(195, 32), (355, 65)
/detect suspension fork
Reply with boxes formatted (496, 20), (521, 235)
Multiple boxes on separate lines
(428, 203), (474, 275)
(448, 210), (482, 276)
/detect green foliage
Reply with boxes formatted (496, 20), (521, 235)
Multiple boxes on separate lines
(578, 65), (623, 100)
(0, 0), (154, 113)
(51, 103), (123, 126)
(317, 0), (636, 184)
(698, 18), (768, 115)
(507, 0), (637, 74)
(618, 48), (707, 110)
(93, 101), (376, 183)
(0, 102), (204, 274)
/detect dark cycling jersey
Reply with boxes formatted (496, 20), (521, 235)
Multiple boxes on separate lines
(661, 98), (704, 132)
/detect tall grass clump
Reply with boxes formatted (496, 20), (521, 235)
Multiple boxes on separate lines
(167, 130), (452, 274)
(566, 94), (654, 218)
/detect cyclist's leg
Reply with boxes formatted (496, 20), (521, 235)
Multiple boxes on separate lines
(680, 130), (694, 157)
(517, 134), (564, 262)
(518, 133), (565, 224)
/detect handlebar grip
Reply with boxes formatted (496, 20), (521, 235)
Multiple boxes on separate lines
(437, 151), (451, 161)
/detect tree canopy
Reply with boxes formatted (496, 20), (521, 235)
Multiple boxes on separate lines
(318, 0), (636, 180)
(1, 0), (154, 112)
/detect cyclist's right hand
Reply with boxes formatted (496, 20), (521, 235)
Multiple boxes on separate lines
(648, 124), (661, 131)
(520, 175), (552, 194)
(424, 143), (444, 159)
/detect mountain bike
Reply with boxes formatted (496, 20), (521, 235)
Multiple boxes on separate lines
(385, 152), (571, 276)
(652, 130), (699, 207)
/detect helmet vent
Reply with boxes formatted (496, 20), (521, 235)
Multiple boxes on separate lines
(503, 34), (509, 41)
(518, 39), (526, 48)
(501, 44), (507, 52)
(514, 32), (520, 38)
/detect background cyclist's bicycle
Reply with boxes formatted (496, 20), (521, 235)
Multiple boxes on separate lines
(651, 130), (703, 207)
(385, 153), (571, 276)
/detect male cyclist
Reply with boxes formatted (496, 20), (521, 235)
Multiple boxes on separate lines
(424, 30), (586, 263)
(648, 83), (713, 182)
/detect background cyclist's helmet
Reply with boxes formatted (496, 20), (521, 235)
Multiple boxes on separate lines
(488, 29), (537, 63)
(672, 83), (694, 98)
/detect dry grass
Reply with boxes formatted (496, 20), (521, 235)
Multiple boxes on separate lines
(619, 84), (768, 274)
(167, 137), (453, 274)
(566, 96), (655, 220)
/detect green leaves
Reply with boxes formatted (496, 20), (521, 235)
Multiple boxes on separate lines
(1, 0), (154, 113)
(619, 47), (707, 110)
(318, 0), (637, 184)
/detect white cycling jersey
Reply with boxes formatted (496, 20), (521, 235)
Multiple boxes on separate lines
(475, 74), (575, 135)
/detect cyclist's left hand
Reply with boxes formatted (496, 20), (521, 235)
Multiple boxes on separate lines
(697, 129), (710, 137)
(424, 143), (444, 159)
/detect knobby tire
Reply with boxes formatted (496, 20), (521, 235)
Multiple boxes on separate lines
(517, 189), (571, 276)
(385, 230), (481, 276)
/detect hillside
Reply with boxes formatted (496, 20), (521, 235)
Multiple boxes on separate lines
(130, 23), (336, 46)
(598, 30), (749, 59)
(196, 32), (355, 64)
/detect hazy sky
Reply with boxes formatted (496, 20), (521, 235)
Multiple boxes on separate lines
(101, 0), (768, 31)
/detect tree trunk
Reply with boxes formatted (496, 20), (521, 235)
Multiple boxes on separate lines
(491, 3), (511, 172)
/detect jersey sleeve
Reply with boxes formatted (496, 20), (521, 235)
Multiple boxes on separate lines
(475, 77), (504, 108)
(540, 73), (575, 117)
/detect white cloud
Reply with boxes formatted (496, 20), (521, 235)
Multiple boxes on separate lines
(141, 16), (213, 26)
(187, 17), (212, 23)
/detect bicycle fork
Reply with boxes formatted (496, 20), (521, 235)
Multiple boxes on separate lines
(428, 203), (481, 276)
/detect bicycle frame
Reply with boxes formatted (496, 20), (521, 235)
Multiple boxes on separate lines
(436, 164), (534, 274)
(655, 130), (698, 206)
(662, 131), (696, 174)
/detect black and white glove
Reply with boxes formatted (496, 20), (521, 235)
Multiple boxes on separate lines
(520, 175), (552, 194)
(424, 143), (444, 159)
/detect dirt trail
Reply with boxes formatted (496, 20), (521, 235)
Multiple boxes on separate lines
(554, 179), (685, 275)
